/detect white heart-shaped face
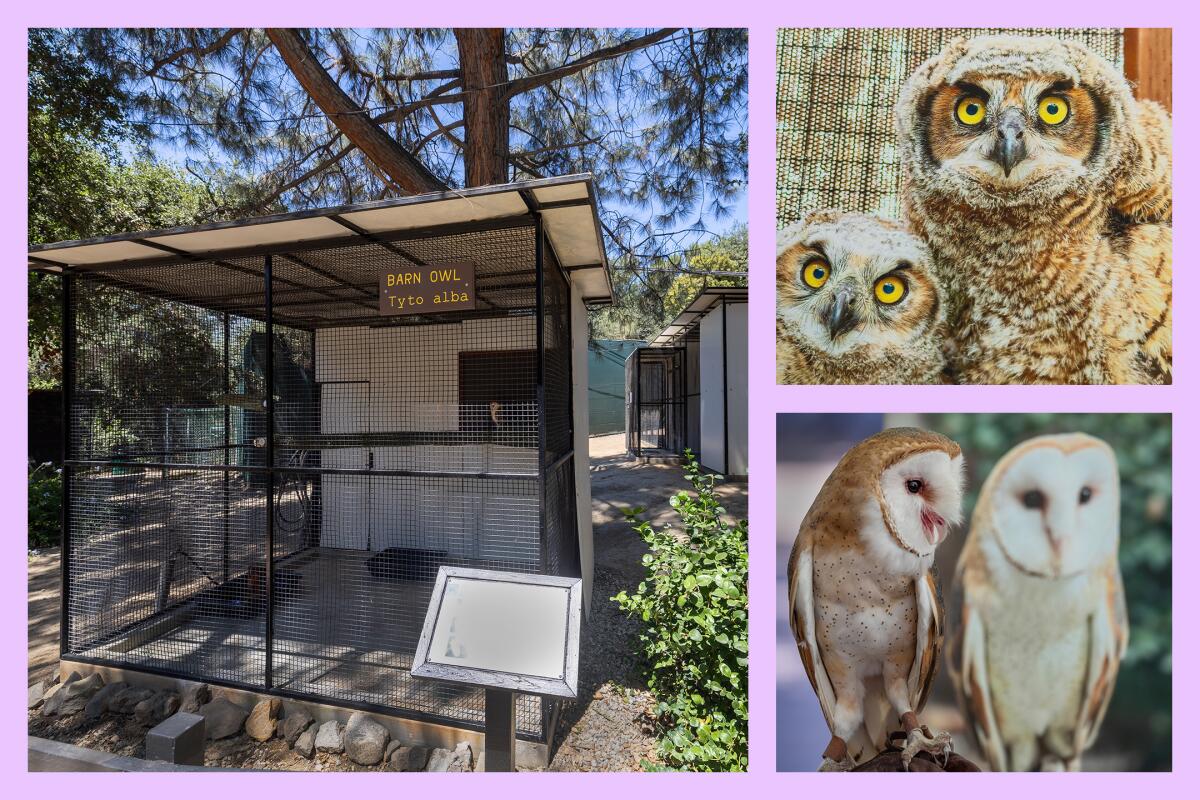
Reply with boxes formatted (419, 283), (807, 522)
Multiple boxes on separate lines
(988, 444), (1120, 577)
(879, 449), (966, 557)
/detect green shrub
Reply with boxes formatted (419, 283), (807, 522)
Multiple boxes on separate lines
(613, 451), (748, 771)
(28, 461), (62, 549)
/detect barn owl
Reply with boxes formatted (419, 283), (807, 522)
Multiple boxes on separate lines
(897, 35), (1172, 384)
(950, 433), (1128, 771)
(777, 212), (945, 384)
(787, 428), (965, 770)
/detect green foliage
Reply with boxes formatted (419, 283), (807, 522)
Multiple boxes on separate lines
(613, 452), (748, 771)
(935, 413), (1171, 770)
(27, 30), (217, 390)
(591, 225), (747, 340)
(28, 462), (63, 550)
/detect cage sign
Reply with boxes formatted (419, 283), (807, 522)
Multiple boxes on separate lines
(412, 567), (582, 699)
(379, 262), (477, 316)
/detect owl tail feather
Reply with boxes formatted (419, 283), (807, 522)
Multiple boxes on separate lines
(848, 685), (894, 763)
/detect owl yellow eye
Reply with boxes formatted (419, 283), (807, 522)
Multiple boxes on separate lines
(955, 96), (986, 126)
(801, 260), (830, 289)
(874, 276), (906, 304)
(1038, 95), (1069, 126)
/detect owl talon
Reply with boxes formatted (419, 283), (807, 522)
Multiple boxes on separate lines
(818, 756), (856, 772)
(900, 727), (953, 771)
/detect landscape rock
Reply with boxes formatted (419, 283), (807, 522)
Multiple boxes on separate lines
(425, 747), (453, 772)
(314, 720), (344, 754)
(135, 691), (181, 726)
(40, 683), (68, 716)
(245, 698), (281, 742)
(385, 740), (400, 761)
(344, 711), (390, 765)
(108, 686), (155, 715)
(28, 680), (47, 710)
(198, 696), (248, 740)
(179, 683), (211, 714)
(388, 744), (430, 772)
(446, 741), (474, 772)
(281, 706), (315, 746)
(49, 672), (105, 716)
(294, 722), (319, 759)
(83, 681), (128, 720)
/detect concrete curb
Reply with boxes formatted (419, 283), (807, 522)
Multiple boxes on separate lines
(28, 736), (238, 772)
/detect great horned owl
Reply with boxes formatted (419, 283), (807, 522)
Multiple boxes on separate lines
(897, 35), (1171, 384)
(788, 428), (965, 770)
(777, 212), (945, 384)
(950, 434), (1128, 771)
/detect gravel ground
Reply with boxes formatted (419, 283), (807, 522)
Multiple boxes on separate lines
(28, 433), (748, 772)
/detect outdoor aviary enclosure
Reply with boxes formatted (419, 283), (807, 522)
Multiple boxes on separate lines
(28, 176), (609, 746)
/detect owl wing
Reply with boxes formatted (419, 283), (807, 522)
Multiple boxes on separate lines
(909, 569), (943, 713)
(957, 575), (1009, 771)
(1075, 560), (1129, 753)
(787, 533), (839, 730)
(1114, 98), (1172, 223)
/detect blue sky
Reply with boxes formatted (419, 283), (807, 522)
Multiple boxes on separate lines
(134, 28), (747, 256)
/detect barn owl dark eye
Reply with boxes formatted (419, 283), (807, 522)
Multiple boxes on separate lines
(1079, 486), (1093, 504)
(1022, 489), (1045, 509)
(906, 479), (923, 494)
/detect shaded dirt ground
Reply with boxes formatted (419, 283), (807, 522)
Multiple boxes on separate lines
(28, 433), (749, 772)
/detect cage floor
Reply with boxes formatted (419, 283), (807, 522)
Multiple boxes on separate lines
(77, 546), (543, 735)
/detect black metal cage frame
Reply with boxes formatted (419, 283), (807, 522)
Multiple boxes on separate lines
(624, 347), (687, 459)
(52, 202), (584, 743)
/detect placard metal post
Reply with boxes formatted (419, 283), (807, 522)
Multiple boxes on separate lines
(484, 688), (517, 772)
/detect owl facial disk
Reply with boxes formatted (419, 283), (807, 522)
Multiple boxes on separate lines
(777, 217), (939, 359)
(922, 77), (1098, 201)
(989, 442), (1120, 578)
(879, 449), (966, 558)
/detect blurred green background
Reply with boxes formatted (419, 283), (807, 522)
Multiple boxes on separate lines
(915, 413), (1172, 771)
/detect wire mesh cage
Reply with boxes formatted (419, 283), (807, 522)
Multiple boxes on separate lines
(624, 347), (687, 460)
(776, 27), (1125, 225)
(60, 216), (579, 741)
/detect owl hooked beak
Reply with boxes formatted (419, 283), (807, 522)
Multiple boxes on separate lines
(988, 108), (1028, 177)
(920, 506), (947, 546)
(821, 287), (859, 339)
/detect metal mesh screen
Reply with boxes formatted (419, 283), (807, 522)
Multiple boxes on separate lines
(776, 27), (1125, 225)
(625, 347), (687, 458)
(62, 218), (575, 740)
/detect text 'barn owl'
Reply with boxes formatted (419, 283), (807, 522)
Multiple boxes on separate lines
(898, 35), (1171, 384)
(951, 433), (1128, 771)
(788, 428), (965, 769)
(777, 211), (946, 385)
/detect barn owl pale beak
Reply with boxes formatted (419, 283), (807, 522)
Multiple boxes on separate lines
(989, 108), (1028, 177)
(920, 506), (947, 545)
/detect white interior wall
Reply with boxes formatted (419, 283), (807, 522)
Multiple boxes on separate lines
(315, 318), (538, 561)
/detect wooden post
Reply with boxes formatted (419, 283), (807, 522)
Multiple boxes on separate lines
(1124, 28), (1172, 111)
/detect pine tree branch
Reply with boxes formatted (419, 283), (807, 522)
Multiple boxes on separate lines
(148, 29), (244, 77)
(502, 28), (681, 98)
(265, 27), (446, 195)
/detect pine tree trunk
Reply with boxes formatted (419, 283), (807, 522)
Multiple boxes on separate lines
(454, 29), (510, 187)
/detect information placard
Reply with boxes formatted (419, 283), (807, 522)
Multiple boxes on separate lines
(412, 567), (582, 698)
(379, 262), (476, 316)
